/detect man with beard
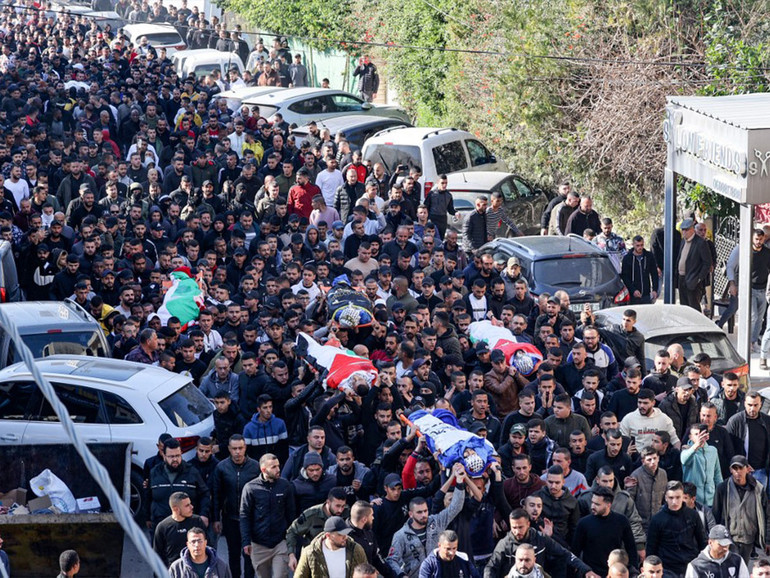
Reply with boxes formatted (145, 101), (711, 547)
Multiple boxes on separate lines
(145, 438), (210, 532)
(418, 530), (478, 578)
(347, 501), (398, 578)
(327, 446), (373, 505)
(484, 509), (595, 578)
(504, 454), (546, 510)
(57, 158), (97, 211)
(619, 388), (680, 452)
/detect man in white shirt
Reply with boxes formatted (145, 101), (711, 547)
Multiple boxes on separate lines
(315, 157), (345, 206)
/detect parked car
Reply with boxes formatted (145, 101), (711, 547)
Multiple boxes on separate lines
(445, 171), (553, 236)
(593, 304), (749, 389)
(0, 240), (20, 303)
(0, 355), (215, 517)
(172, 48), (244, 80)
(292, 115), (411, 151)
(479, 235), (628, 310)
(362, 127), (507, 197)
(0, 301), (110, 369)
(51, 4), (123, 31)
(215, 86), (284, 114)
(241, 87), (411, 126)
(121, 23), (187, 55)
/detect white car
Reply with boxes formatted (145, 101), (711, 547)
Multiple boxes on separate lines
(215, 86), (285, 116)
(241, 87), (411, 126)
(0, 355), (214, 516)
(122, 23), (187, 55)
(172, 48), (244, 80)
(362, 127), (508, 197)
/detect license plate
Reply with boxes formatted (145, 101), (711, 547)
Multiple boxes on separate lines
(569, 302), (593, 313)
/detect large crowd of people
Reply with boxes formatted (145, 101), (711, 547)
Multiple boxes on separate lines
(0, 1), (767, 578)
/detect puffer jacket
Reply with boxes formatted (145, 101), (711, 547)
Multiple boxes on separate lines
(626, 464), (667, 530)
(168, 547), (231, 578)
(387, 487), (465, 578)
(294, 532), (367, 578)
(146, 461), (210, 525)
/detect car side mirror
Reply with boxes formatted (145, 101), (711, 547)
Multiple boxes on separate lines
(361, 102), (373, 110)
(488, 154), (496, 163)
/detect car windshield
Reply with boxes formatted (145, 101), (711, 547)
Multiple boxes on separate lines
(646, 333), (744, 368)
(364, 144), (421, 173)
(533, 256), (617, 288)
(159, 383), (213, 427)
(145, 32), (183, 45)
(13, 330), (106, 362)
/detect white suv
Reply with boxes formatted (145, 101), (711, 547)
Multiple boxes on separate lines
(362, 127), (508, 197)
(0, 356), (214, 516)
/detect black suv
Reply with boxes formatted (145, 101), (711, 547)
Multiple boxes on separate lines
(480, 236), (629, 311)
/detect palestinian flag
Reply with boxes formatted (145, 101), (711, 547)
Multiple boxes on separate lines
(469, 320), (543, 376)
(403, 409), (496, 477)
(157, 269), (205, 329)
(295, 332), (378, 390)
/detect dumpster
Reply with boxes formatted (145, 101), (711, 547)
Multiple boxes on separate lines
(0, 443), (131, 577)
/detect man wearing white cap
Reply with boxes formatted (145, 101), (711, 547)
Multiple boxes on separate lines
(684, 524), (749, 578)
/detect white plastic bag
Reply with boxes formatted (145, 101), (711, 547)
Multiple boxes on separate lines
(30, 469), (77, 513)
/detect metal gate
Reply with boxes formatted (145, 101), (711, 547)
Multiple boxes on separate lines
(713, 215), (739, 303)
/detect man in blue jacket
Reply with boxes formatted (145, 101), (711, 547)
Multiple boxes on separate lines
(240, 453), (296, 578)
(419, 530), (478, 578)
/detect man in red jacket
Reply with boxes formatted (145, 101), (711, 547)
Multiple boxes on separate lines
(287, 168), (320, 219)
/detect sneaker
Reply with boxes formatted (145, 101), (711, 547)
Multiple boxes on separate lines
(761, 358), (768, 370)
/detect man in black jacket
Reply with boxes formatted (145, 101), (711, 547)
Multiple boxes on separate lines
(621, 236), (659, 305)
(462, 196), (488, 254)
(145, 438), (210, 531)
(240, 453), (296, 578)
(348, 500), (399, 578)
(676, 218), (713, 310)
(484, 508), (596, 578)
(726, 392), (770, 488)
(212, 435), (260, 578)
(647, 480), (708, 576)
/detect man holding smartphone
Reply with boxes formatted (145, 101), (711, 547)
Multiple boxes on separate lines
(353, 56), (379, 103)
(681, 422), (722, 505)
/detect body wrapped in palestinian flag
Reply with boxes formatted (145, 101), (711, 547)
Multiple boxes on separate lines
(295, 332), (378, 390)
(157, 269), (205, 329)
(468, 320), (543, 377)
(403, 409), (497, 478)
(327, 280), (374, 328)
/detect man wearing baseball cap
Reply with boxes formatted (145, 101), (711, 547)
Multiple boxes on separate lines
(293, 516), (367, 578)
(713, 455), (770, 563)
(685, 524), (749, 578)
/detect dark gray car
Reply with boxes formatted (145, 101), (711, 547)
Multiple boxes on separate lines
(479, 236), (629, 310)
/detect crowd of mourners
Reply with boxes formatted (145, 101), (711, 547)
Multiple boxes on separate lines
(1, 1), (770, 578)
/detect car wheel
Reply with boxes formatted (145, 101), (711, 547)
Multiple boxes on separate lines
(130, 469), (144, 521)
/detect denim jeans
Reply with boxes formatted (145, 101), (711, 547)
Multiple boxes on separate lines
(716, 295), (739, 328)
(752, 288), (768, 343)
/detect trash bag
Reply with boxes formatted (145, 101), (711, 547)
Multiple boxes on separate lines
(30, 468), (77, 513)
